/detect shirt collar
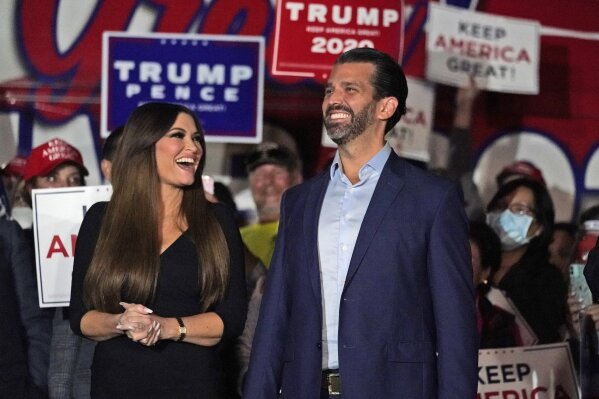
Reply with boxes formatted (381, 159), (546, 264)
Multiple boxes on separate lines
(329, 144), (392, 181)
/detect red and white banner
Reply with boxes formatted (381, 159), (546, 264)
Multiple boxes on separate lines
(272, 0), (404, 82)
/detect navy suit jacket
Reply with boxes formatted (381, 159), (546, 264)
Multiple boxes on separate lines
(244, 152), (478, 399)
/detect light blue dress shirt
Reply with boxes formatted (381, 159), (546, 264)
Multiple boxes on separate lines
(317, 144), (391, 370)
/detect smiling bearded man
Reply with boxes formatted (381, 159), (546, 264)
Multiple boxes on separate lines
(244, 48), (478, 399)
(324, 101), (377, 146)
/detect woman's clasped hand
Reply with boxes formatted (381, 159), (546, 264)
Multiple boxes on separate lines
(116, 302), (161, 346)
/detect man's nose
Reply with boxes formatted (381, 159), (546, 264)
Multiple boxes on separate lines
(324, 88), (343, 107)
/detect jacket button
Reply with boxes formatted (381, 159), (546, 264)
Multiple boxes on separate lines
(316, 343), (322, 350)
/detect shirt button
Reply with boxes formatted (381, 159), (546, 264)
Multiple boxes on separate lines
(341, 245), (347, 252)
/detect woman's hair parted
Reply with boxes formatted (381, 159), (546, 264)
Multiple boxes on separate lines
(83, 102), (230, 313)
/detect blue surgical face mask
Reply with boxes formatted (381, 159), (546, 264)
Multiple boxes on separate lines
(486, 209), (534, 251)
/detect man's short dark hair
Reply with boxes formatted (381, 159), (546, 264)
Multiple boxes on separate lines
(101, 126), (124, 162)
(335, 47), (408, 133)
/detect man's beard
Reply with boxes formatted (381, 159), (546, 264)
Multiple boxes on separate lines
(324, 101), (376, 146)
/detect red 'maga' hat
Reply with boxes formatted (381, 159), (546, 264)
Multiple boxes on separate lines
(23, 138), (88, 182)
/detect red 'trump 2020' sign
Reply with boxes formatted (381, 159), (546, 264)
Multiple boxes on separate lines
(272, 0), (404, 82)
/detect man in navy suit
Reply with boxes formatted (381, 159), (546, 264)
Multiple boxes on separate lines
(244, 48), (478, 398)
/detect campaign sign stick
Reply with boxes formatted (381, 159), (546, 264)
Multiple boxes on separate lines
(272, 0), (404, 82)
(102, 32), (264, 143)
(32, 186), (113, 307)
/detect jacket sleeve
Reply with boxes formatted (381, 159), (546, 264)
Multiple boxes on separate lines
(428, 182), (479, 398)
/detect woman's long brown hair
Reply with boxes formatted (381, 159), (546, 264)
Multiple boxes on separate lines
(83, 102), (229, 313)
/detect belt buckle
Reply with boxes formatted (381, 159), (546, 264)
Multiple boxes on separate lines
(326, 372), (341, 395)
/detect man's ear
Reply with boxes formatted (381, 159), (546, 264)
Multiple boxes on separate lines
(379, 97), (398, 121)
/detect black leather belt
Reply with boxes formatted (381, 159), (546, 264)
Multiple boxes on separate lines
(321, 369), (342, 395)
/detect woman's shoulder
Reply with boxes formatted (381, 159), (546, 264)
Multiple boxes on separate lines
(83, 201), (109, 224)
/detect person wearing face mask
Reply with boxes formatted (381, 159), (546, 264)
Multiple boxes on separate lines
(486, 178), (568, 344)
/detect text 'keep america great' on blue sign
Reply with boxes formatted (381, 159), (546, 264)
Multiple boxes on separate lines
(101, 32), (264, 143)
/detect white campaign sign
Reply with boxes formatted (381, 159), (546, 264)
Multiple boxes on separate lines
(386, 77), (435, 162)
(32, 185), (113, 307)
(478, 343), (580, 398)
(426, 3), (540, 94)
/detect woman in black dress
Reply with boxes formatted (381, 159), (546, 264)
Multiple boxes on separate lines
(69, 102), (246, 398)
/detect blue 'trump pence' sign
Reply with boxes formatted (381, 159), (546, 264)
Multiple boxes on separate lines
(101, 32), (264, 143)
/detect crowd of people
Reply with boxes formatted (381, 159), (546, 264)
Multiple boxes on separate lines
(1, 47), (598, 398)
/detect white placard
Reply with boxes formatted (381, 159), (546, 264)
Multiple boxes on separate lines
(386, 77), (435, 162)
(478, 343), (580, 398)
(426, 3), (540, 94)
(32, 185), (113, 307)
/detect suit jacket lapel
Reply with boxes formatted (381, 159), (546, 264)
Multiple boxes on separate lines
(344, 153), (406, 289)
(303, 171), (330, 301)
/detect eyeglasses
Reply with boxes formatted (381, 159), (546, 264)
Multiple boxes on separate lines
(507, 203), (535, 217)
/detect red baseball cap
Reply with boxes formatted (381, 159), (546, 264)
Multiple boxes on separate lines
(0, 155), (27, 177)
(23, 138), (88, 182)
(496, 160), (546, 187)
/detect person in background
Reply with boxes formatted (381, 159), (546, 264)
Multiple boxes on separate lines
(232, 144), (303, 392)
(495, 160), (546, 188)
(69, 102), (246, 398)
(470, 221), (522, 348)
(486, 178), (568, 343)
(0, 156), (27, 218)
(549, 222), (577, 278)
(99, 126), (124, 183)
(444, 77), (486, 222)
(579, 205), (599, 299)
(565, 207), (599, 397)
(232, 146), (302, 395)
(241, 143), (302, 269)
(244, 48), (477, 399)
(0, 224), (29, 397)
(443, 78), (547, 222)
(213, 181), (240, 223)
(21, 138), (89, 398)
(0, 175), (10, 219)
(22, 139), (88, 208)
(1, 216), (51, 398)
(573, 205), (599, 327)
